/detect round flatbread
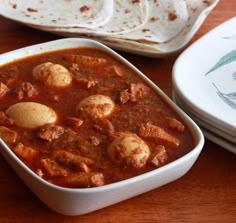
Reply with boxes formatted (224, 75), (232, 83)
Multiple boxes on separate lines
(0, 0), (114, 28)
(113, 0), (189, 43)
(96, 0), (149, 34)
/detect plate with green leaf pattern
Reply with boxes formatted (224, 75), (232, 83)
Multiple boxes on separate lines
(173, 17), (236, 137)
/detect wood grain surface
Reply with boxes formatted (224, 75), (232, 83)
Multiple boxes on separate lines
(0, 0), (235, 222)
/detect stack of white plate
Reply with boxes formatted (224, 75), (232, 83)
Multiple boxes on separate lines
(172, 17), (236, 154)
(0, 0), (219, 57)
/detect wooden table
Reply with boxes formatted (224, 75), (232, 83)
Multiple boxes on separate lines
(0, 1), (235, 222)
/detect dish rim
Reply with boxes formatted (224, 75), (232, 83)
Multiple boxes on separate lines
(173, 91), (236, 144)
(172, 93), (236, 154)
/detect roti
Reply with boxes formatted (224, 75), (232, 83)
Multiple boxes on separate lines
(96, 0), (149, 34)
(113, 0), (189, 43)
(0, 0), (114, 28)
(0, 0), (215, 45)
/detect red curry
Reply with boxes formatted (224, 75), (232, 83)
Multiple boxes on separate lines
(0, 47), (194, 188)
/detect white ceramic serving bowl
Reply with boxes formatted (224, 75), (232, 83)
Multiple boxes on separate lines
(0, 38), (204, 215)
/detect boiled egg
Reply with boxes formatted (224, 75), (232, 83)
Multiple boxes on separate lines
(33, 62), (72, 87)
(6, 102), (57, 128)
(107, 132), (150, 168)
(77, 94), (115, 119)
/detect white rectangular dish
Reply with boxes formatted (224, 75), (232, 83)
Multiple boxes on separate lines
(0, 38), (204, 215)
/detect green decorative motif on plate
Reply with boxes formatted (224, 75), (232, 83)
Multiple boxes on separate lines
(205, 35), (236, 110)
(205, 49), (236, 75)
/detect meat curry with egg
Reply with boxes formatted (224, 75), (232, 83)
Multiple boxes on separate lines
(0, 47), (194, 188)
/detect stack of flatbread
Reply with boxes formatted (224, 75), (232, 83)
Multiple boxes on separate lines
(0, 0), (219, 56)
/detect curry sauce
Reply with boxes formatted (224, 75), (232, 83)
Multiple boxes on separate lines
(0, 47), (194, 188)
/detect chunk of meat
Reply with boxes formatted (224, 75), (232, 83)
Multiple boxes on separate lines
(149, 145), (168, 167)
(14, 82), (38, 100)
(105, 65), (123, 77)
(50, 129), (79, 151)
(41, 158), (68, 177)
(130, 83), (150, 101)
(64, 54), (107, 68)
(89, 136), (100, 146)
(0, 126), (18, 145)
(74, 77), (98, 89)
(0, 111), (13, 126)
(13, 142), (38, 161)
(0, 66), (19, 85)
(0, 82), (8, 98)
(120, 83), (150, 104)
(65, 117), (83, 129)
(165, 117), (185, 132)
(0, 112), (7, 125)
(59, 172), (104, 188)
(53, 150), (93, 166)
(139, 122), (180, 148)
(37, 124), (64, 142)
(93, 119), (115, 135)
(120, 89), (130, 104)
(79, 162), (91, 173)
(105, 119), (115, 135)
